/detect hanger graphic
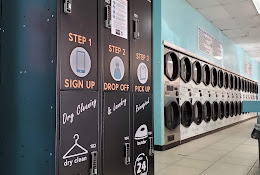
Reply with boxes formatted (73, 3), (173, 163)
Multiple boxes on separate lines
(63, 134), (88, 160)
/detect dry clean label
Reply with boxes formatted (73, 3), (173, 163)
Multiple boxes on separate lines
(111, 0), (128, 39)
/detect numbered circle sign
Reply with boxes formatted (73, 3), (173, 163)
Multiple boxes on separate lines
(134, 153), (148, 175)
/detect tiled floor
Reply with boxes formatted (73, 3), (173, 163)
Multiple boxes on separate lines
(155, 119), (260, 175)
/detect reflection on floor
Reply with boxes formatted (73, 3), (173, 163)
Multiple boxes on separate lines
(155, 119), (260, 175)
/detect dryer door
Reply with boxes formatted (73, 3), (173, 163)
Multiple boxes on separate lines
(180, 57), (192, 83)
(234, 101), (238, 116)
(218, 70), (224, 88)
(212, 102), (219, 121)
(211, 67), (218, 87)
(192, 61), (202, 84)
(225, 102), (230, 118)
(203, 64), (211, 86)
(164, 52), (180, 81)
(181, 101), (193, 128)
(219, 102), (225, 120)
(230, 102), (234, 117)
(229, 74), (234, 90)
(193, 101), (203, 125)
(238, 101), (242, 115)
(224, 72), (229, 89)
(165, 101), (180, 131)
(203, 101), (211, 123)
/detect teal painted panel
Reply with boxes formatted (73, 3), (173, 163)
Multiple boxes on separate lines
(153, 0), (165, 145)
(243, 101), (260, 112)
(0, 0), (56, 174)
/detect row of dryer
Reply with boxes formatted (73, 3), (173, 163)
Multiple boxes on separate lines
(161, 46), (259, 149)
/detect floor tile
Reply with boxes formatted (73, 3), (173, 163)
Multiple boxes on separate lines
(233, 144), (258, 154)
(158, 165), (203, 175)
(155, 154), (185, 165)
(174, 158), (214, 170)
(217, 154), (257, 167)
(202, 162), (251, 175)
(187, 149), (228, 162)
(248, 167), (260, 175)
(206, 142), (238, 151)
(226, 151), (259, 161)
(155, 162), (169, 172)
(254, 159), (259, 168)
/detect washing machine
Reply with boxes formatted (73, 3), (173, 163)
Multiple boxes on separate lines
(224, 72), (230, 103)
(223, 101), (230, 126)
(201, 100), (212, 133)
(180, 98), (194, 141)
(229, 101), (235, 123)
(229, 73), (235, 102)
(211, 66), (219, 101)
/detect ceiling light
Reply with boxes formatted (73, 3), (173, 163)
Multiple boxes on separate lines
(253, 0), (260, 14)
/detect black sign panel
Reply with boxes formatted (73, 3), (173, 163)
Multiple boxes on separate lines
(130, 0), (152, 93)
(102, 1), (130, 92)
(132, 94), (154, 175)
(59, 0), (98, 90)
(59, 91), (98, 175)
(103, 92), (131, 175)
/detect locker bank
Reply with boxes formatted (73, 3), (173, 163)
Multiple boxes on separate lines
(1, 0), (260, 175)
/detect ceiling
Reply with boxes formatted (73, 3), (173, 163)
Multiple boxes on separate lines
(186, 0), (260, 62)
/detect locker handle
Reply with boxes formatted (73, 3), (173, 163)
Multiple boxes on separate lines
(149, 137), (154, 156)
(105, 5), (111, 28)
(64, 0), (72, 14)
(124, 143), (131, 165)
(90, 151), (98, 175)
(133, 18), (140, 39)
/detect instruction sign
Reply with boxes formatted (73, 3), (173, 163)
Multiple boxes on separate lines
(198, 27), (223, 60)
(111, 0), (128, 39)
(59, 91), (98, 175)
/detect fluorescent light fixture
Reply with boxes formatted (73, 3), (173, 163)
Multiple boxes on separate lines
(253, 0), (260, 14)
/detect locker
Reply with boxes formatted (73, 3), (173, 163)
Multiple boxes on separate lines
(59, 91), (99, 175)
(59, 0), (98, 91)
(132, 94), (154, 175)
(103, 92), (131, 175)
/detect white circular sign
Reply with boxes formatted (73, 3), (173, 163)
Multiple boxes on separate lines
(137, 62), (148, 84)
(70, 47), (91, 77)
(134, 153), (148, 175)
(110, 56), (125, 81)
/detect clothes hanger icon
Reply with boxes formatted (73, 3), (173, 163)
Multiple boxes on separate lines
(63, 134), (88, 160)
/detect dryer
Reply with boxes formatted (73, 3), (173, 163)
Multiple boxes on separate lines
(163, 48), (181, 148)
(191, 60), (203, 99)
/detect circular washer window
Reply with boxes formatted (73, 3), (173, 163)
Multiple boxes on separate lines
(164, 101), (180, 130)
(230, 102), (234, 117)
(212, 102), (219, 121)
(203, 101), (211, 123)
(219, 102), (225, 120)
(238, 77), (241, 91)
(225, 102), (230, 118)
(256, 84), (258, 94)
(234, 76), (238, 90)
(180, 57), (192, 83)
(211, 67), (218, 87)
(192, 61), (202, 84)
(181, 101), (193, 128)
(218, 70), (224, 88)
(234, 101), (238, 116)
(193, 101), (203, 125)
(238, 101), (242, 115)
(229, 74), (234, 90)
(224, 72), (229, 89)
(164, 52), (180, 81)
(203, 64), (211, 86)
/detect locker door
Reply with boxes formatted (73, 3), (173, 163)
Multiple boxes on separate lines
(59, 0), (98, 91)
(103, 92), (131, 175)
(133, 94), (154, 175)
(59, 91), (99, 175)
